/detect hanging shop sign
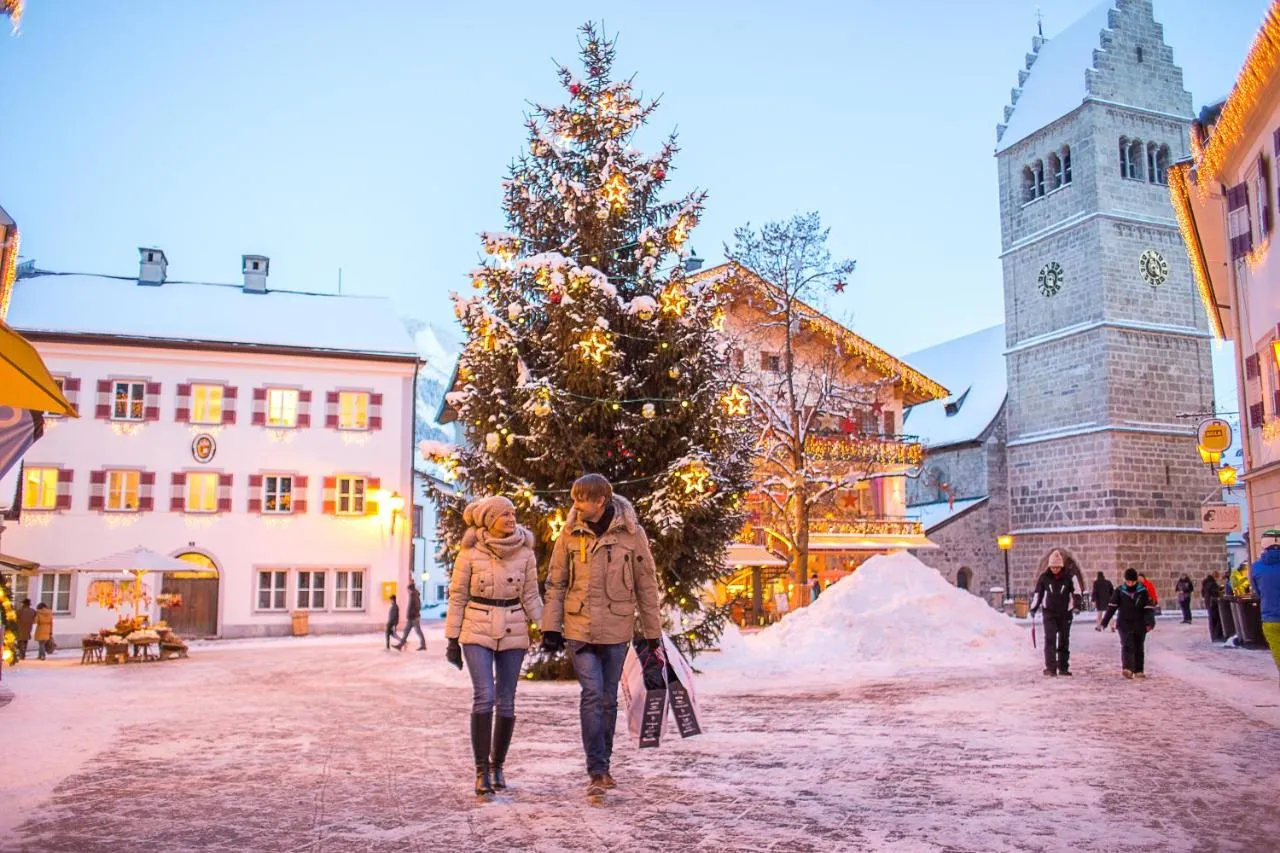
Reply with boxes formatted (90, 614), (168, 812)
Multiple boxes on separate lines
(1201, 502), (1242, 534)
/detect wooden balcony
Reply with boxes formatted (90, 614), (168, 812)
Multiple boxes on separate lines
(803, 432), (924, 467)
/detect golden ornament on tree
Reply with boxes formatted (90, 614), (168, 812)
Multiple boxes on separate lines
(678, 460), (712, 496)
(722, 385), (750, 416)
(576, 328), (613, 364)
(659, 284), (689, 317)
(602, 172), (629, 210)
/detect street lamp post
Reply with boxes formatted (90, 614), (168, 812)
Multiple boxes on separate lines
(997, 534), (1013, 610)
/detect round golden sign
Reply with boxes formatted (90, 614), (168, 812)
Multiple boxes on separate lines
(191, 433), (217, 464)
(1196, 418), (1232, 454)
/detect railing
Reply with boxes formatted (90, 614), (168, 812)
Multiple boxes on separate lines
(803, 432), (924, 467)
(810, 518), (924, 537)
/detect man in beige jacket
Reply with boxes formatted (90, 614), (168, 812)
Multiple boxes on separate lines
(541, 473), (663, 798)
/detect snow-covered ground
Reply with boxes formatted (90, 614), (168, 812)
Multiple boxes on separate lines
(2, 554), (1278, 852)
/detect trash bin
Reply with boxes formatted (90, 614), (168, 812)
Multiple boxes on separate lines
(989, 587), (1005, 611)
(1230, 597), (1266, 648)
(1218, 596), (1237, 640)
(291, 611), (309, 637)
(1013, 598), (1029, 619)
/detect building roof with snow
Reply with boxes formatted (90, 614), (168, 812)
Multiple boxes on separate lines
(908, 497), (989, 534)
(901, 324), (1007, 449)
(8, 263), (418, 361)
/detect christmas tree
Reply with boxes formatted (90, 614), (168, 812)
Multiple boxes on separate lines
(427, 23), (753, 672)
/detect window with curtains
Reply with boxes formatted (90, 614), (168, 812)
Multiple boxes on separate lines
(338, 391), (370, 430)
(22, 467), (58, 509)
(191, 384), (224, 424)
(267, 388), (299, 427)
(106, 470), (140, 511)
(185, 472), (218, 513)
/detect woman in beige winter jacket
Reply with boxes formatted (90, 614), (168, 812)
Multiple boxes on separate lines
(444, 495), (543, 797)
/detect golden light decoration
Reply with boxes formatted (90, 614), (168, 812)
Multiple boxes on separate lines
(722, 385), (751, 416)
(678, 460), (712, 496)
(670, 215), (692, 246)
(804, 434), (924, 467)
(0, 221), (18, 322)
(1168, 163), (1227, 340)
(710, 307), (726, 331)
(597, 91), (617, 115)
(659, 284), (689, 317)
(576, 328), (613, 364)
(546, 509), (567, 541)
(602, 172), (629, 210)
(1218, 464), (1238, 487)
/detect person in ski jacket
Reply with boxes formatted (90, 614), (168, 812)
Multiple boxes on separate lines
(1099, 567), (1157, 678)
(446, 494), (544, 797)
(1092, 572), (1114, 626)
(396, 580), (426, 651)
(541, 474), (662, 799)
(1230, 563), (1252, 597)
(385, 595), (400, 649)
(1174, 574), (1195, 624)
(1029, 549), (1080, 676)
(1202, 571), (1226, 641)
(1138, 572), (1159, 609)
(1249, 545), (1280, 687)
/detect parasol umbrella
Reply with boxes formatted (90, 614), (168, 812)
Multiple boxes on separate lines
(68, 547), (202, 618)
(0, 320), (76, 416)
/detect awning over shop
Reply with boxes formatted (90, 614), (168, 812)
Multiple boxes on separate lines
(0, 552), (38, 573)
(0, 320), (76, 416)
(723, 542), (789, 568)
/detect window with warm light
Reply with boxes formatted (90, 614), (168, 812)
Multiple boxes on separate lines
(257, 570), (287, 610)
(185, 472), (219, 513)
(297, 570), (326, 609)
(337, 476), (366, 515)
(338, 391), (370, 430)
(263, 475), (293, 513)
(191, 384), (224, 424)
(267, 388), (299, 427)
(22, 467), (58, 509)
(106, 470), (140, 511)
(112, 381), (146, 421)
(334, 570), (365, 610)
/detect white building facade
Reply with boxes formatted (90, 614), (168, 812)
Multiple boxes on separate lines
(1, 250), (419, 641)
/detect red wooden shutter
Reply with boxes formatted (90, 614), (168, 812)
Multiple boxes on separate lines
(322, 476), (337, 515)
(1274, 390), (1280, 417)
(1259, 153), (1272, 237)
(88, 469), (105, 510)
(252, 387), (267, 426)
(1250, 402), (1265, 429)
(175, 383), (192, 422)
(1227, 183), (1253, 260)
(95, 379), (112, 419)
(170, 472), (186, 512)
(144, 382), (161, 421)
(293, 475), (308, 514)
(369, 392), (383, 430)
(218, 473), (233, 512)
(138, 471), (156, 511)
(63, 377), (81, 415)
(223, 385), (238, 425)
(298, 389), (312, 428)
(56, 468), (73, 510)
(1246, 353), (1261, 379)
(248, 473), (263, 513)
(325, 391), (340, 429)
(365, 476), (381, 515)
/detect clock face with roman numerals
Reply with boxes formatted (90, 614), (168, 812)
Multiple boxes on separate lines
(1037, 261), (1064, 297)
(1139, 249), (1168, 288)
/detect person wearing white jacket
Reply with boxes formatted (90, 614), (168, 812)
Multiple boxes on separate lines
(444, 495), (544, 797)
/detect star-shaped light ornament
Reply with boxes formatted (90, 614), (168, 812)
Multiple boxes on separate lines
(722, 385), (751, 417)
(602, 172), (629, 210)
(839, 491), (860, 510)
(678, 461), (712, 496)
(659, 284), (689, 318)
(546, 510), (567, 542)
(669, 215), (692, 246)
(577, 328), (613, 364)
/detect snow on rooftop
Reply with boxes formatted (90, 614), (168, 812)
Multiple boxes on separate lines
(996, 1), (1115, 153)
(705, 552), (1022, 682)
(908, 497), (987, 533)
(7, 273), (418, 358)
(901, 324), (1007, 449)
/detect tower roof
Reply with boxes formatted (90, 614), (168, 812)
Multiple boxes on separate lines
(996, 1), (1115, 153)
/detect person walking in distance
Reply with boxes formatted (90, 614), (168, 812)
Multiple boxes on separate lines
(1098, 568), (1157, 679)
(385, 594), (401, 650)
(1091, 571), (1114, 628)
(1029, 549), (1080, 676)
(541, 474), (663, 800)
(33, 603), (54, 660)
(15, 598), (35, 660)
(444, 495), (544, 797)
(810, 576), (822, 602)
(1175, 574), (1195, 624)
(1202, 571), (1225, 641)
(396, 580), (426, 651)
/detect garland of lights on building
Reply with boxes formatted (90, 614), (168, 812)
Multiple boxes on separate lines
(1167, 163), (1226, 340)
(804, 433), (925, 466)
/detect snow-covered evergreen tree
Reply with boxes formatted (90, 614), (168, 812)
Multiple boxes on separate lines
(427, 23), (752, 668)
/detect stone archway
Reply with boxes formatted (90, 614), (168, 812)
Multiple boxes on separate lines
(162, 551), (220, 638)
(1035, 547), (1084, 593)
(956, 566), (973, 591)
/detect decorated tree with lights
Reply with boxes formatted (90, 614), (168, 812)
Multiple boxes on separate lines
(426, 24), (753, 671)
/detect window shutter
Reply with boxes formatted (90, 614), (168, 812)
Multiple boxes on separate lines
(218, 473), (233, 513)
(1259, 153), (1273, 237)
(138, 471), (156, 511)
(322, 476), (337, 515)
(325, 391), (340, 429)
(175, 383), (192, 423)
(365, 476), (381, 516)
(1246, 353), (1261, 379)
(62, 377), (81, 415)
(95, 379), (112, 419)
(88, 469), (105, 510)
(1250, 402), (1265, 429)
(247, 473), (263, 514)
(369, 393), (383, 430)
(56, 468), (73, 510)
(1274, 390), (1280, 418)
(222, 385), (238, 424)
(144, 382), (161, 421)
(252, 387), (267, 426)
(294, 475), (308, 514)
(170, 472), (187, 512)
(1227, 182), (1254, 260)
(298, 390), (312, 428)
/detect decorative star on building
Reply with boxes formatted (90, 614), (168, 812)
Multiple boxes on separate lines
(833, 279), (846, 294)
(870, 401), (883, 416)
(679, 461), (712, 496)
(602, 172), (629, 209)
(839, 491), (860, 510)
(722, 385), (751, 417)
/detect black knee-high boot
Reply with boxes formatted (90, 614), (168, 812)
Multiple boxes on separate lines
(491, 715), (515, 791)
(471, 712), (494, 796)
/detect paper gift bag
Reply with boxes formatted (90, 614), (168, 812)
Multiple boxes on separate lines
(661, 634), (703, 738)
(621, 643), (667, 749)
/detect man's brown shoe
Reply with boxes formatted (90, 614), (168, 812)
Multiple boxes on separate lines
(601, 773), (616, 789)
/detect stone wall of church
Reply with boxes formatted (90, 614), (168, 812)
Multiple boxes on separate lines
(906, 442), (989, 506)
(913, 503), (1000, 601)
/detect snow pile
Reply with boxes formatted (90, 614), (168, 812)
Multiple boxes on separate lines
(710, 551), (1025, 682)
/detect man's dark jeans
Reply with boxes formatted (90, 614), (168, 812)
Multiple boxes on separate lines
(1042, 611), (1072, 672)
(397, 618), (426, 650)
(568, 640), (628, 778)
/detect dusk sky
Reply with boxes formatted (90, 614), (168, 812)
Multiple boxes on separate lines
(0, 0), (1269, 356)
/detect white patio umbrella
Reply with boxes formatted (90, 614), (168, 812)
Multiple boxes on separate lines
(67, 547), (199, 618)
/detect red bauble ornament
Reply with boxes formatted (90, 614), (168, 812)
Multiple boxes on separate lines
(589, 65), (602, 77)
(653, 167), (666, 180)
(548, 291), (563, 305)
(569, 83), (581, 96)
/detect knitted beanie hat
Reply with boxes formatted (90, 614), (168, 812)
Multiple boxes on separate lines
(463, 495), (516, 531)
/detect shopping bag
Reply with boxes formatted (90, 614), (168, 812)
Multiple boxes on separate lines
(661, 634), (703, 738)
(621, 643), (667, 749)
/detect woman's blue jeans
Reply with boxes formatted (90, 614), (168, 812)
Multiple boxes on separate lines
(462, 644), (526, 717)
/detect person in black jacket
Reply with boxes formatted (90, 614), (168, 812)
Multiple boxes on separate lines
(385, 594), (401, 649)
(1098, 567), (1157, 678)
(1202, 571), (1225, 641)
(1091, 571), (1114, 627)
(1030, 549), (1081, 676)
(1174, 574), (1195, 624)
(396, 581), (426, 651)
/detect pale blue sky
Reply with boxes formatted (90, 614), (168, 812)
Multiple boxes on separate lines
(0, 1), (1269, 355)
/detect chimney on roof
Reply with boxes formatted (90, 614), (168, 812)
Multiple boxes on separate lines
(242, 254), (269, 293)
(138, 247), (167, 285)
(683, 250), (703, 273)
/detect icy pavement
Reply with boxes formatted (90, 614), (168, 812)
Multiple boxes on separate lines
(1, 621), (1278, 853)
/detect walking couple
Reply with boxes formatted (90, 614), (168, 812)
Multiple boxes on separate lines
(443, 473), (663, 800)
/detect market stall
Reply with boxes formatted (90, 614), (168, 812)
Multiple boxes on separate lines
(67, 547), (196, 664)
